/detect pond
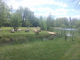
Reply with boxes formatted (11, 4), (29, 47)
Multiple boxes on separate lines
(53, 28), (80, 37)
(55, 28), (78, 31)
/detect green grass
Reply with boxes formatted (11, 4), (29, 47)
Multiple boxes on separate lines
(1, 27), (40, 31)
(0, 27), (50, 45)
(0, 27), (80, 60)
(0, 31), (49, 45)
(0, 37), (80, 60)
(0, 27), (42, 36)
(0, 27), (48, 37)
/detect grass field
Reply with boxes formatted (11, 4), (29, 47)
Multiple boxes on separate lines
(0, 37), (80, 60)
(0, 27), (50, 45)
(0, 27), (80, 60)
(0, 27), (39, 35)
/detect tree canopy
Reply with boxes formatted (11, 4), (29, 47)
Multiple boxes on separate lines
(0, 0), (80, 30)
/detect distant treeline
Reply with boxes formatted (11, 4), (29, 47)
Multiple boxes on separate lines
(0, 0), (80, 30)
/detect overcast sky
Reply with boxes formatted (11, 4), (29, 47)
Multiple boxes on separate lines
(3, 0), (80, 19)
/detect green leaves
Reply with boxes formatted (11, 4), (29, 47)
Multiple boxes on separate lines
(26, 20), (32, 28)
(11, 13), (22, 30)
(0, 0), (10, 27)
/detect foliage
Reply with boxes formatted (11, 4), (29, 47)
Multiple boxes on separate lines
(0, 0), (80, 30)
(26, 20), (32, 28)
(0, 0), (10, 28)
(39, 16), (47, 30)
(46, 14), (52, 31)
(39, 14), (54, 31)
(11, 13), (22, 30)
(55, 17), (69, 28)
(75, 20), (80, 28)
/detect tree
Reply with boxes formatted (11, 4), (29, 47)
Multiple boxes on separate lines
(16, 6), (23, 27)
(26, 20), (32, 28)
(55, 17), (69, 28)
(11, 13), (22, 31)
(0, 0), (10, 28)
(39, 16), (47, 30)
(31, 17), (39, 27)
(46, 14), (53, 31)
(22, 7), (30, 27)
(75, 20), (80, 28)
(71, 18), (78, 28)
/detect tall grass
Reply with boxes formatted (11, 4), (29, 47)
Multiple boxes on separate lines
(0, 27), (80, 60)
(0, 37), (80, 60)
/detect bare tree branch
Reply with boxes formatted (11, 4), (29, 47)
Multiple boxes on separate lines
(75, 0), (80, 9)
(75, 0), (79, 8)
(70, 0), (80, 9)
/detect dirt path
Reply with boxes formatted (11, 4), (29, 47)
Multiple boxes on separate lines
(48, 32), (56, 34)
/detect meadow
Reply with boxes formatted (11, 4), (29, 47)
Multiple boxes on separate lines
(0, 27), (50, 45)
(0, 27), (80, 60)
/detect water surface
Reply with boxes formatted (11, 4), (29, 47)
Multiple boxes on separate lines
(54, 28), (80, 37)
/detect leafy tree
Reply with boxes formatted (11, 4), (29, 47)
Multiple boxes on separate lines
(3, 20), (11, 27)
(39, 16), (43, 30)
(0, 0), (10, 28)
(75, 20), (80, 28)
(71, 18), (78, 28)
(31, 17), (39, 27)
(46, 14), (53, 31)
(11, 13), (22, 30)
(55, 17), (69, 28)
(39, 16), (47, 30)
(22, 7), (30, 27)
(26, 20), (32, 28)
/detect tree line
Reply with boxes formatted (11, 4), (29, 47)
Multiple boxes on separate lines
(0, 0), (80, 31)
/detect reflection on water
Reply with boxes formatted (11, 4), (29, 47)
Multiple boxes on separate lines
(54, 28), (80, 37)
(67, 33), (72, 37)
(55, 28), (78, 31)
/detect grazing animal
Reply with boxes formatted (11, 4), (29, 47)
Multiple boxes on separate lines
(10, 29), (14, 33)
(25, 29), (29, 32)
(0, 28), (2, 31)
(17, 29), (22, 32)
(33, 29), (41, 35)
(35, 31), (39, 35)
(14, 29), (17, 31)
(37, 29), (41, 32)
(33, 29), (37, 32)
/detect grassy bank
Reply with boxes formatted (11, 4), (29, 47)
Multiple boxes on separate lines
(0, 27), (53, 45)
(0, 37), (80, 60)
(0, 27), (80, 60)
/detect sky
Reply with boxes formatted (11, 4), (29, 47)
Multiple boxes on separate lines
(3, 0), (80, 19)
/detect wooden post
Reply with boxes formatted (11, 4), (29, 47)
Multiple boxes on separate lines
(69, 17), (73, 41)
